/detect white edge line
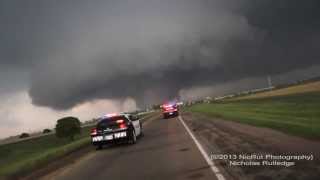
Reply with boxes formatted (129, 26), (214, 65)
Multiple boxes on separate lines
(178, 116), (226, 180)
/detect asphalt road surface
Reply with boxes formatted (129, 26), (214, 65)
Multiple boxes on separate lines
(41, 115), (221, 180)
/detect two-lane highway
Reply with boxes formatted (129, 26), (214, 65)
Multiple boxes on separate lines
(41, 115), (221, 180)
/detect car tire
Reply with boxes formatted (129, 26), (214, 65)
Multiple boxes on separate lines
(129, 129), (137, 144)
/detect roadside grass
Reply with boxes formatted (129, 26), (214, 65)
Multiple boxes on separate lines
(0, 126), (93, 179)
(232, 81), (320, 101)
(187, 92), (320, 139)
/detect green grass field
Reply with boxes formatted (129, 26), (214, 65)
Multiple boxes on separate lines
(0, 126), (93, 178)
(188, 92), (320, 139)
(232, 81), (320, 100)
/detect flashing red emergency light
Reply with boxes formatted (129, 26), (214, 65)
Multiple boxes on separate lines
(90, 128), (97, 136)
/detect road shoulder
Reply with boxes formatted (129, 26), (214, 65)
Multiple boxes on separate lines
(182, 112), (320, 180)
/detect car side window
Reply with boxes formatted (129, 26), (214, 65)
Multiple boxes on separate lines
(130, 115), (139, 121)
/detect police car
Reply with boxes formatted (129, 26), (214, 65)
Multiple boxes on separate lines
(162, 103), (179, 119)
(90, 113), (143, 150)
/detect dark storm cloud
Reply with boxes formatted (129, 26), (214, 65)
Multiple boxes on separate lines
(1, 0), (320, 109)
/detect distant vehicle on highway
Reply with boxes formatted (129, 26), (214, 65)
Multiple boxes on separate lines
(162, 103), (179, 119)
(90, 113), (143, 150)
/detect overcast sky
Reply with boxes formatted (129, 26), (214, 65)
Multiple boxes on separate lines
(1, 0), (320, 138)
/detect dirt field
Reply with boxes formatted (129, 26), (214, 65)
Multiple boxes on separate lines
(182, 112), (320, 180)
(233, 81), (320, 100)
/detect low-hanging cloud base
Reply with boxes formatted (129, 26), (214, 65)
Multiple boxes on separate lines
(1, 0), (320, 110)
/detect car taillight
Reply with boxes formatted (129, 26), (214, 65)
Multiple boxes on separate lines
(90, 128), (97, 136)
(119, 123), (127, 129)
(116, 119), (127, 129)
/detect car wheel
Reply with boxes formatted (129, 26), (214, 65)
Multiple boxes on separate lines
(129, 129), (137, 144)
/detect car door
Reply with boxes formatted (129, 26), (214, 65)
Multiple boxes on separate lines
(129, 115), (141, 135)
